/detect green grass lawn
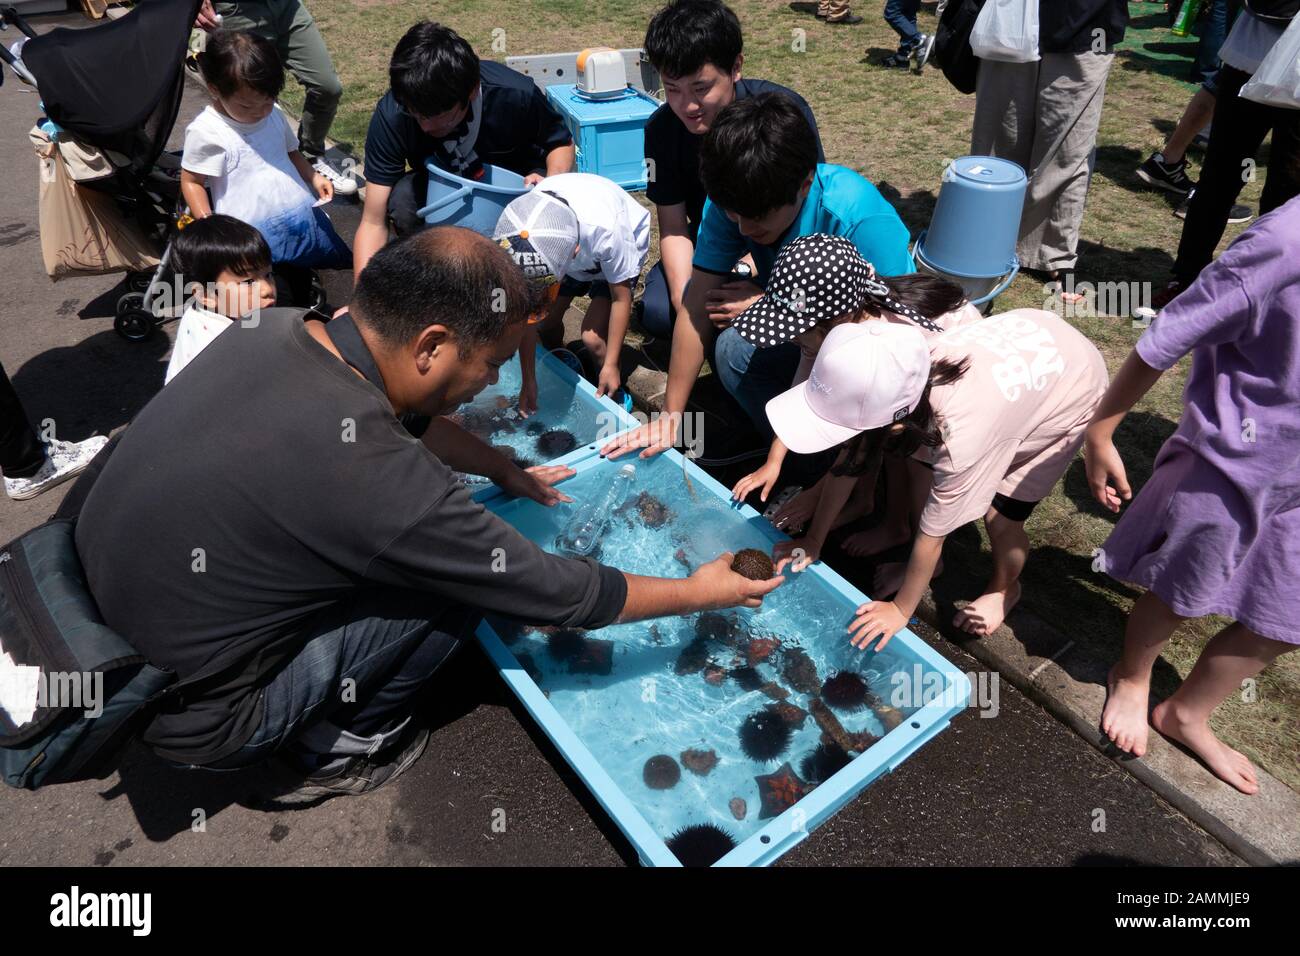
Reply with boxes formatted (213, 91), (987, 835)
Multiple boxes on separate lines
(284, 0), (1299, 793)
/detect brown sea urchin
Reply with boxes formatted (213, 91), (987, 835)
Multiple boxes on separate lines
(731, 548), (775, 581)
(643, 754), (681, 790)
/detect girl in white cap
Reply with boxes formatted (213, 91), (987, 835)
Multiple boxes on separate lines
(767, 307), (1108, 646)
(730, 233), (981, 567)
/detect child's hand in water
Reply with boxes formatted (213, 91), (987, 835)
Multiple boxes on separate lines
(848, 600), (907, 651)
(732, 460), (781, 504)
(773, 536), (820, 574)
(596, 364), (621, 399)
(771, 484), (820, 534)
(518, 375), (539, 418)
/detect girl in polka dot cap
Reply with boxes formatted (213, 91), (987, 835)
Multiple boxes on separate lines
(730, 233), (981, 563)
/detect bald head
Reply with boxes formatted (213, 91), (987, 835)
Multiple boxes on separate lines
(352, 225), (532, 356)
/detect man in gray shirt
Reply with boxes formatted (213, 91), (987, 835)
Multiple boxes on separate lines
(74, 227), (779, 804)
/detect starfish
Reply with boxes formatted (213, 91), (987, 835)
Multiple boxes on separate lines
(755, 762), (808, 819)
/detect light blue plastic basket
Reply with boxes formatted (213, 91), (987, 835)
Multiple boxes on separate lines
(416, 161), (529, 236)
(472, 447), (971, 866)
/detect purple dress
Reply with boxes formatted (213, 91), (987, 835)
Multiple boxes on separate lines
(1101, 196), (1300, 645)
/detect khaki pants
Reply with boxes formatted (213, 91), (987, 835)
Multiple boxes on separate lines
(212, 0), (341, 159)
(971, 51), (1114, 273)
(819, 0), (853, 19)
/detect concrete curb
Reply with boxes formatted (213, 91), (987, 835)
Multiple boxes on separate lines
(912, 591), (1300, 867)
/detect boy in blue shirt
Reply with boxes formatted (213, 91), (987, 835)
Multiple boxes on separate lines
(604, 93), (913, 456)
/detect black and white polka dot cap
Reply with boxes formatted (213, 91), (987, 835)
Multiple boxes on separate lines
(734, 235), (873, 346)
(735, 233), (940, 346)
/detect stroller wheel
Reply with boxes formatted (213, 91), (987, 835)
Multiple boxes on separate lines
(126, 272), (154, 294)
(115, 309), (156, 342)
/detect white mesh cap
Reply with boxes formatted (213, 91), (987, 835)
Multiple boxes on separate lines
(492, 189), (580, 285)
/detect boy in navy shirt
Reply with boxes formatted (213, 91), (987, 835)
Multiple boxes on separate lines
(353, 21), (576, 277)
(641, 0), (824, 338)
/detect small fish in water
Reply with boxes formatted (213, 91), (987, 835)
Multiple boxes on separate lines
(729, 797), (747, 820)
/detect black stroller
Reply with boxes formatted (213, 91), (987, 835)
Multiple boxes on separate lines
(0, 0), (325, 341)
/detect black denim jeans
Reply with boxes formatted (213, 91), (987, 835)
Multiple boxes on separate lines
(0, 361), (44, 479)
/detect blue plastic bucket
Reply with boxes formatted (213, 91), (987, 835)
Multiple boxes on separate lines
(416, 161), (529, 236)
(916, 156), (1026, 280)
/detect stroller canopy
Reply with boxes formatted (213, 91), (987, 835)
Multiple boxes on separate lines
(23, 0), (203, 169)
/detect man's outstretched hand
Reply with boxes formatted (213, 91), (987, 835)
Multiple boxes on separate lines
(689, 552), (783, 610)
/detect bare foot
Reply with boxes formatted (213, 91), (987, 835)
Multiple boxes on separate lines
(952, 580), (1020, 636)
(1100, 664), (1152, 757)
(1151, 699), (1260, 794)
(873, 557), (943, 597)
(842, 524), (911, 558)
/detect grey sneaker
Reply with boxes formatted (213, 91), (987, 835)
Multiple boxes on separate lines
(4, 435), (108, 501)
(255, 725), (430, 809)
(311, 156), (358, 197)
(913, 33), (935, 74)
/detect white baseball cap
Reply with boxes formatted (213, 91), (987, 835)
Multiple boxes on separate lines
(765, 321), (932, 454)
(492, 188), (580, 285)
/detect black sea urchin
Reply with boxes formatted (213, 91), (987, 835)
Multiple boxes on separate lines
(666, 823), (737, 867)
(800, 743), (852, 785)
(739, 707), (793, 762)
(821, 671), (871, 713)
(536, 429), (578, 458)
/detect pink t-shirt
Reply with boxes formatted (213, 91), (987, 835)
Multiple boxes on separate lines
(794, 303), (984, 383)
(914, 309), (1109, 536)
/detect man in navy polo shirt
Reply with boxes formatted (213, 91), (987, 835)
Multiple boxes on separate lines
(640, 0), (824, 339)
(603, 93), (913, 455)
(352, 21), (576, 278)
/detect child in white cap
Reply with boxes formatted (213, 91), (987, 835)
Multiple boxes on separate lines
(767, 307), (1108, 646)
(729, 233), (981, 567)
(493, 173), (650, 415)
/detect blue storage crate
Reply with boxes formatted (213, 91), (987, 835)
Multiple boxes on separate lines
(473, 447), (971, 866)
(545, 84), (659, 191)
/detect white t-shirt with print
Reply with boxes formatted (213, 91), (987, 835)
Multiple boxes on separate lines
(533, 172), (650, 285)
(181, 104), (315, 229)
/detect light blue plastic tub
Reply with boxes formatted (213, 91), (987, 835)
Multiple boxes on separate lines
(472, 448), (971, 866)
(914, 156), (1026, 305)
(416, 161), (529, 236)
(451, 345), (638, 475)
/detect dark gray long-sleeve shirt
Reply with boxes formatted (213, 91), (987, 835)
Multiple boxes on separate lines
(75, 308), (626, 764)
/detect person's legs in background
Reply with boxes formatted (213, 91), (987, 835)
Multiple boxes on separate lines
(882, 0), (923, 57)
(821, 0), (861, 25)
(1015, 50), (1114, 282)
(1255, 101), (1300, 217)
(1170, 66), (1273, 290)
(1, 361), (107, 501)
(971, 58), (1038, 173)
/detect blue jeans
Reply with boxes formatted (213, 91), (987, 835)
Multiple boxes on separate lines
(640, 260), (675, 338)
(209, 590), (476, 769)
(883, 0), (922, 53)
(713, 326), (801, 438)
(1193, 0), (1240, 86)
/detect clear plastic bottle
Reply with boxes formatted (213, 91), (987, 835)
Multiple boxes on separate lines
(555, 463), (637, 556)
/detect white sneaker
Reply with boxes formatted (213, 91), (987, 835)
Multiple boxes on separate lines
(5, 435), (108, 501)
(312, 157), (358, 197)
